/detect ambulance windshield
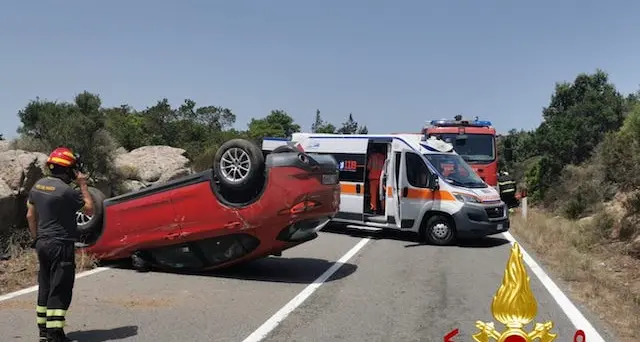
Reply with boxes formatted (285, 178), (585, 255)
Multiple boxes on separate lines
(423, 154), (487, 188)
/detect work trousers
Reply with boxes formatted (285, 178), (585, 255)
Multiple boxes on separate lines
(35, 238), (76, 337)
(369, 178), (380, 211)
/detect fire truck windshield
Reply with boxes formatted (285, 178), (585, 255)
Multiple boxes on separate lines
(428, 133), (495, 163)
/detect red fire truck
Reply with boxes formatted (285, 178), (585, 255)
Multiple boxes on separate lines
(422, 118), (498, 188)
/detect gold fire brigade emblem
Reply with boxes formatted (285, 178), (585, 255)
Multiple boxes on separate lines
(472, 242), (558, 342)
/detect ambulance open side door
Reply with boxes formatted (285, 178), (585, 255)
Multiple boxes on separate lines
(397, 147), (429, 229)
(387, 148), (402, 229)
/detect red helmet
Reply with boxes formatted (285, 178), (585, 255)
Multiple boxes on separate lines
(46, 147), (77, 169)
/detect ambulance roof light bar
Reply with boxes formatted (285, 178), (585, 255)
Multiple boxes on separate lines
(426, 119), (493, 128)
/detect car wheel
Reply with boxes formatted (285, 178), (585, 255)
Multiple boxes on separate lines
(213, 138), (265, 191)
(272, 144), (299, 153)
(76, 186), (106, 238)
(423, 215), (455, 245)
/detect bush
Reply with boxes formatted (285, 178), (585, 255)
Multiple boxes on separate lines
(599, 131), (640, 190)
(618, 192), (640, 241)
(546, 161), (615, 219)
(191, 145), (217, 173)
(9, 135), (51, 152)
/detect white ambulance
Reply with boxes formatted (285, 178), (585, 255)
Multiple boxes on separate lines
(261, 133), (510, 245)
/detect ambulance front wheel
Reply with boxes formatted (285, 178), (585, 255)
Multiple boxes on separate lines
(422, 215), (455, 245)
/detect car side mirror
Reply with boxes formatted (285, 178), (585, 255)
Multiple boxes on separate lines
(427, 173), (439, 190)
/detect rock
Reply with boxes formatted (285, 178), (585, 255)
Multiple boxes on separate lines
(114, 147), (128, 155)
(0, 180), (17, 231)
(0, 140), (11, 152)
(120, 180), (147, 193)
(630, 235), (640, 255)
(604, 194), (628, 239)
(114, 146), (190, 183)
(0, 150), (48, 194)
(0, 150), (48, 233)
(157, 168), (192, 184)
(579, 216), (594, 226)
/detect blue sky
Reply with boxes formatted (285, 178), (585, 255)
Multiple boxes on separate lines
(1, 1), (639, 139)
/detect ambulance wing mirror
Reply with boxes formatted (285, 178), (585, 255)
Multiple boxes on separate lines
(427, 173), (439, 190)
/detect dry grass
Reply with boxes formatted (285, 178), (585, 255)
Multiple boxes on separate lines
(0, 238), (98, 296)
(510, 208), (640, 342)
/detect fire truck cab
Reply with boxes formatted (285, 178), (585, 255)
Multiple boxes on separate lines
(423, 118), (498, 189)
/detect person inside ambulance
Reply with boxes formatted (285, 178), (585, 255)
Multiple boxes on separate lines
(367, 146), (386, 213)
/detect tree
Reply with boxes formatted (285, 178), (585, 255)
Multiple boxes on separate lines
(337, 113), (368, 134)
(311, 109), (336, 133)
(16, 91), (118, 179)
(247, 110), (301, 140)
(0, 134), (4, 140)
(104, 105), (151, 151)
(520, 70), (627, 201)
(177, 99), (235, 131)
(492, 70), (636, 205)
(536, 70), (626, 165)
(104, 98), (238, 160)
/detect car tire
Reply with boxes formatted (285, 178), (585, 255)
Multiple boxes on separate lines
(213, 138), (265, 191)
(272, 144), (299, 153)
(423, 215), (455, 245)
(76, 186), (106, 237)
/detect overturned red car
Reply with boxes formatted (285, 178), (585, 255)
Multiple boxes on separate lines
(74, 138), (340, 272)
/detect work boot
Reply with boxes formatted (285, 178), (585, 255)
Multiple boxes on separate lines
(38, 325), (48, 341)
(47, 329), (73, 342)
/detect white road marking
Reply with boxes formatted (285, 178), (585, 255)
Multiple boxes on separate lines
(242, 237), (371, 342)
(0, 267), (110, 302)
(502, 232), (606, 342)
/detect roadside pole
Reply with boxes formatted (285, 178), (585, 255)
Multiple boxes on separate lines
(521, 190), (528, 220)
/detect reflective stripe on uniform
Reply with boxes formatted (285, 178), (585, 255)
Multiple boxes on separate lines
(37, 305), (47, 325)
(46, 308), (67, 328)
(46, 320), (65, 328)
(47, 309), (66, 317)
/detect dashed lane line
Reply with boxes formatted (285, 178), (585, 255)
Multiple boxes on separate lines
(241, 237), (372, 342)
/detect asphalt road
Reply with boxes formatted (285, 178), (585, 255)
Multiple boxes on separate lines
(0, 227), (617, 342)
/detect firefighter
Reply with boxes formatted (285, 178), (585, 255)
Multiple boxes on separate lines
(498, 171), (517, 207)
(26, 147), (94, 342)
(367, 146), (386, 213)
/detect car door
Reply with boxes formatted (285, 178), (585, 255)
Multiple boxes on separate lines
(169, 179), (236, 240)
(110, 187), (181, 250)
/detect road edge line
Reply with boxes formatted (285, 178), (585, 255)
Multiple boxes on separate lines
(0, 266), (110, 302)
(502, 232), (606, 342)
(242, 237), (371, 342)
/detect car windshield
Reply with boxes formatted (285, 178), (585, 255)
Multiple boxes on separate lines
(423, 153), (487, 188)
(428, 133), (495, 163)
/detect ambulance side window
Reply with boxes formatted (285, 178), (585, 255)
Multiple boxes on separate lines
(405, 152), (429, 188)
